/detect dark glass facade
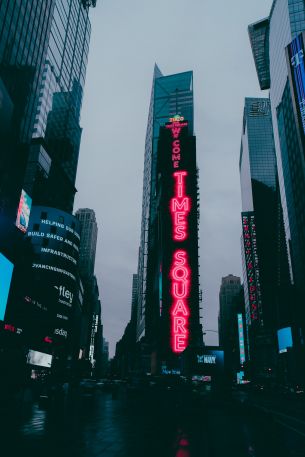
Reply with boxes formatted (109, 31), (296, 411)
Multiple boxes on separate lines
(24, 0), (92, 213)
(0, 1), (54, 223)
(249, 0), (305, 358)
(240, 97), (292, 382)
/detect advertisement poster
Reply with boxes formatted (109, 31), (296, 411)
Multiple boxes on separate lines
(16, 189), (32, 233)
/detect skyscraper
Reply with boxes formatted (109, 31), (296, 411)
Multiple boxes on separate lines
(75, 208), (98, 280)
(135, 66), (201, 373)
(240, 97), (292, 382)
(75, 208), (101, 368)
(0, 1), (54, 222)
(249, 0), (305, 351)
(23, 0), (93, 213)
(218, 275), (242, 347)
(136, 66), (194, 343)
(218, 275), (243, 380)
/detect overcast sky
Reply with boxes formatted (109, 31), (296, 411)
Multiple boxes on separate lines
(75, 0), (273, 356)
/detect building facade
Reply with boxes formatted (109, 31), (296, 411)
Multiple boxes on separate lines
(136, 66), (195, 344)
(249, 0), (305, 358)
(134, 67), (202, 372)
(75, 208), (98, 279)
(75, 208), (102, 372)
(240, 97), (294, 383)
(218, 275), (243, 379)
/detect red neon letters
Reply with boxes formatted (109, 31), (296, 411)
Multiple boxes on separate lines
(171, 171), (190, 241)
(167, 118), (192, 353)
(242, 214), (261, 321)
(170, 250), (190, 352)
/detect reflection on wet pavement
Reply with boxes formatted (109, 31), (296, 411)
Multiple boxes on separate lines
(0, 389), (304, 457)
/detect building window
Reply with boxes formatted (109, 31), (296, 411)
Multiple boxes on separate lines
(51, 226), (57, 234)
(33, 223), (40, 231)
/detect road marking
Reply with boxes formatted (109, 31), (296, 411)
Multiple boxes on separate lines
(275, 419), (305, 438)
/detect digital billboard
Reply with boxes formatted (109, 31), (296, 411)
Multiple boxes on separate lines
(158, 116), (199, 354)
(277, 327), (293, 354)
(287, 33), (305, 139)
(26, 206), (80, 347)
(237, 314), (246, 364)
(16, 189), (32, 233)
(0, 253), (14, 321)
(242, 212), (262, 323)
(27, 350), (52, 368)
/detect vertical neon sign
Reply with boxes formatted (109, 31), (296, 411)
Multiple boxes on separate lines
(166, 117), (191, 353)
(242, 213), (262, 323)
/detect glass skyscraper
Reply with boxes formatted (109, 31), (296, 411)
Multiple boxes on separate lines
(23, 0), (93, 213)
(240, 97), (292, 381)
(136, 66), (194, 342)
(249, 0), (305, 342)
(0, 1), (54, 223)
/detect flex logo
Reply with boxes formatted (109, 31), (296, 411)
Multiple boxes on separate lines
(54, 285), (73, 304)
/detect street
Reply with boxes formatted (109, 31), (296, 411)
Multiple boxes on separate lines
(1, 386), (304, 457)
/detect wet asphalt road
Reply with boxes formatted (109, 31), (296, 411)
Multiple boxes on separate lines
(0, 387), (305, 457)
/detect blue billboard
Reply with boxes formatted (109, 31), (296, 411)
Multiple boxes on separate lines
(0, 253), (14, 321)
(277, 327), (293, 354)
(288, 33), (305, 136)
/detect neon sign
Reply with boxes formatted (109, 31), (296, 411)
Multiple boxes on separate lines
(170, 172), (190, 240)
(170, 250), (190, 352)
(237, 314), (246, 364)
(165, 118), (192, 353)
(242, 213), (262, 322)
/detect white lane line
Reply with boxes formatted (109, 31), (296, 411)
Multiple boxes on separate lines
(275, 419), (305, 438)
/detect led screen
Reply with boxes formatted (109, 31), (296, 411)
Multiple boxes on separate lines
(27, 350), (52, 368)
(237, 314), (246, 364)
(277, 327), (293, 354)
(16, 189), (32, 233)
(0, 253), (14, 321)
(288, 34), (305, 136)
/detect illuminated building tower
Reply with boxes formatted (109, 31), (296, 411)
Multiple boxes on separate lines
(240, 97), (292, 383)
(136, 67), (197, 369)
(249, 0), (305, 357)
(141, 111), (202, 373)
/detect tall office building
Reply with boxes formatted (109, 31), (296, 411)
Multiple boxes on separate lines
(75, 208), (101, 366)
(23, 0), (94, 213)
(218, 275), (243, 379)
(240, 97), (292, 381)
(249, 0), (305, 349)
(136, 66), (194, 343)
(135, 66), (202, 372)
(218, 275), (242, 347)
(75, 208), (98, 280)
(0, 1), (54, 223)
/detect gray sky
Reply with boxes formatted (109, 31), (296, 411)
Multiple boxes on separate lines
(75, 0), (273, 356)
